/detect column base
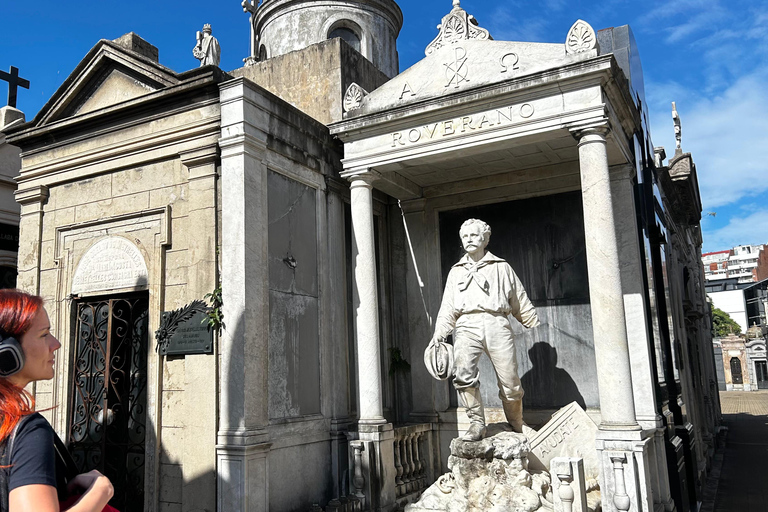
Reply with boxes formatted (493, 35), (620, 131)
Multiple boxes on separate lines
(595, 428), (655, 512)
(216, 429), (271, 512)
(351, 422), (398, 512)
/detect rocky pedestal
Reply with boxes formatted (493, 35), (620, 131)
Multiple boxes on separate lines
(405, 425), (553, 512)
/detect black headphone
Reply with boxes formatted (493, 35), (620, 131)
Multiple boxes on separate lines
(0, 334), (24, 378)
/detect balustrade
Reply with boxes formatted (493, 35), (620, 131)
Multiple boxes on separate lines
(393, 425), (430, 499)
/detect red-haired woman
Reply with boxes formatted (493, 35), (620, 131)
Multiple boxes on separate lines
(0, 289), (114, 512)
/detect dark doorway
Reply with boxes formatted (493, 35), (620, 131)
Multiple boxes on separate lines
(730, 357), (743, 385)
(0, 266), (16, 289)
(69, 294), (149, 512)
(755, 360), (768, 389)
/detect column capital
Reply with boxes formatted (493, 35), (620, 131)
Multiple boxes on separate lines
(570, 122), (611, 146)
(15, 185), (49, 206)
(609, 163), (636, 182)
(346, 169), (381, 187)
(180, 144), (219, 167)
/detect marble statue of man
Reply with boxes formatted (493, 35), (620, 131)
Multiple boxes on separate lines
(193, 24), (221, 67)
(429, 218), (539, 441)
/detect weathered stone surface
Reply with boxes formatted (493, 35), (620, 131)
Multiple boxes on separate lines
(406, 426), (552, 512)
(528, 402), (600, 490)
(71, 236), (149, 293)
(231, 38), (389, 125)
(252, 0), (402, 78)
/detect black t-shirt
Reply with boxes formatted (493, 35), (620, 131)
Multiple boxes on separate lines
(8, 413), (57, 492)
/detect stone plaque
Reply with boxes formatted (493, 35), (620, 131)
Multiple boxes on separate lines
(527, 402), (600, 484)
(155, 301), (213, 356)
(160, 311), (212, 356)
(72, 236), (148, 293)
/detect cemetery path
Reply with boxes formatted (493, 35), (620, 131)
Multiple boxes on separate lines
(710, 390), (768, 512)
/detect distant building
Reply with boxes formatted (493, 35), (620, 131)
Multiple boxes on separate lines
(706, 277), (768, 333)
(702, 249), (730, 281)
(713, 328), (768, 391)
(702, 244), (767, 284)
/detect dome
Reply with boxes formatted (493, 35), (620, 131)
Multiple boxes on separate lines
(252, 0), (403, 77)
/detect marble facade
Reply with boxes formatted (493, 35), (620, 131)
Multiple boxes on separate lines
(3, 2), (719, 512)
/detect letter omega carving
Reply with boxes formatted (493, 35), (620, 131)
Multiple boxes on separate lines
(500, 53), (520, 73)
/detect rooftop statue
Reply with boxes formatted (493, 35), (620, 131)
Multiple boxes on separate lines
(672, 101), (682, 151)
(193, 24), (221, 67)
(427, 219), (539, 442)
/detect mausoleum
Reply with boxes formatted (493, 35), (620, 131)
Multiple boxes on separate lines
(3, 1), (720, 512)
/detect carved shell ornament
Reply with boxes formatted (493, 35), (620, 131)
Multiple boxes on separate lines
(425, 0), (492, 56)
(565, 19), (599, 55)
(343, 82), (368, 113)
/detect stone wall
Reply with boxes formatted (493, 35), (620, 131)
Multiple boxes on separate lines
(231, 38), (389, 125)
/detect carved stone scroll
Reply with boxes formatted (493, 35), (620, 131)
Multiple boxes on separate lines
(565, 20), (599, 55)
(343, 82), (368, 112)
(425, 0), (492, 56)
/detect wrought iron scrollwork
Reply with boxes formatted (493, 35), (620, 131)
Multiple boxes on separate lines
(70, 296), (148, 512)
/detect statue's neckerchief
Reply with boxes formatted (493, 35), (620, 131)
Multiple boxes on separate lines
(455, 252), (502, 293)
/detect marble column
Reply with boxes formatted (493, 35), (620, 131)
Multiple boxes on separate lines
(575, 125), (655, 512)
(609, 164), (675, 511)
(348, 171), (386, 424)
(575, 126), (639, 430)
(347, 170), (397, 511)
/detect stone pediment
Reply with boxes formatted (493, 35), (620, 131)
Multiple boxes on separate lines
(344, 4), (599, 118)
(33, 36), (179, 126)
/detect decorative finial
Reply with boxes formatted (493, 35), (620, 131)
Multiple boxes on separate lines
(425, 1), (492, 56)
(343, 83), (368, 113)
(565, 20), (599, 55)
(672, 102), (682, 151)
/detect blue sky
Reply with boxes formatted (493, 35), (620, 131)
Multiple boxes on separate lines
(4, 0), (767, 253)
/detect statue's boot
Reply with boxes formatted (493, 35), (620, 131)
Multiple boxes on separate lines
(503, 399), (535, 436)
(460, 388), (486, 441)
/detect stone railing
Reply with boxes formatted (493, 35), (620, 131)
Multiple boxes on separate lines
(393, 424), (431, 503)
(551, 457), (589, 512)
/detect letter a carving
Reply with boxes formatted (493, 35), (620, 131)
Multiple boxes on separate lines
(400, 82), (417, 100)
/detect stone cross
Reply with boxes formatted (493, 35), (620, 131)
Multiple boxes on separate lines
(0, 66), (30, 108)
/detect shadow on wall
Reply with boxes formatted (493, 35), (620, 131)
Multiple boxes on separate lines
(521, 342), (586, 410)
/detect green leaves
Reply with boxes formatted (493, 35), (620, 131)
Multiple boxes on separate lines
(204, 284), (225, 335)
(712, 306), (741, 337)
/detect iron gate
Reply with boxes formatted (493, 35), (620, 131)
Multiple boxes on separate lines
(756, 360), (768, 389)
(69, 295), (149, 512)
(730, 357), (743, 385)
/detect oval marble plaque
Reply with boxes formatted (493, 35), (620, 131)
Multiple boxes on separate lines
(72, 236), (149, 293)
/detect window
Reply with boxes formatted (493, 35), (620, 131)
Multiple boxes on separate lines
(258, 44), (268, 62)
(329, 26), (361, 52)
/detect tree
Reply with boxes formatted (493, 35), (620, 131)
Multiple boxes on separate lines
(712, 307), (742, 337)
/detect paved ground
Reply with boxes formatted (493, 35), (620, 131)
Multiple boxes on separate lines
(709, 391), (768, 512)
